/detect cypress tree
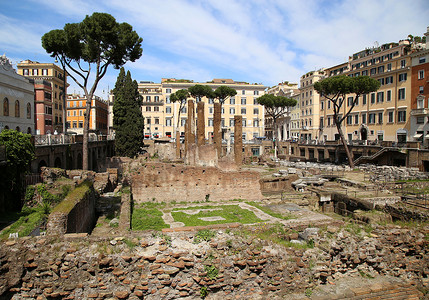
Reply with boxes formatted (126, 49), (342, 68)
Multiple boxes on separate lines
(113, 68), (144, 157)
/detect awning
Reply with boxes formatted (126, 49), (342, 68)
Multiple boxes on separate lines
(413, 134), (423, 139)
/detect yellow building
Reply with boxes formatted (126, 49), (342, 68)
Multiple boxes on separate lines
(17, 60), (68, 133)
(138, 78), (266, 142)
(265, 81), (299, 140)
(319, 40), (413, 144)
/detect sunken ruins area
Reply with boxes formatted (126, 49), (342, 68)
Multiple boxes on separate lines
(0, 155), (428, 300)
(1, 114), (429, 299)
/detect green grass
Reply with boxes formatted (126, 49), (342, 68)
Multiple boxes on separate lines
(52, 181), (92, 214)
(194, 229), (216, 243)
(246, 201), (294, 220)
(171, 205), (261, 226)
(132, 203), (169, 231)
(0, 206), (47, 239)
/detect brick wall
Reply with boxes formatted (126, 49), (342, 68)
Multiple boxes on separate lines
(131, 162), (263, 203)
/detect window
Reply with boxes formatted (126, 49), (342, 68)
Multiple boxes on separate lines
(398, 73), (407, 82)
(165, 96), (171, 104)
(73, 111), (76, 116)
(153, 106), (159, 112)
(378, 112), (383, 124)
(155, 118), (159, 124)
(418, 70), (424, 80)
(42, 69), (48, 76)
(181, 107), (186, 113)
(253, 108), (259, 115)
(146, 118), (151, 124)
(346, 115), (352, 125)
(362, 113), (367, 124)
(23, 69), (29, 76)
(419, 57), (426, 64)
(32, 69), (38, 75)
(327, 101), (331, 109)
(254, 91), (259, 95)
(154, 96), (159, 102)
(420, 86), (424, 94)
(347, 97), (354, 106)
(209, 107), (213, 114)
(378, 66), (384, 73)
(3, 98), (9, 116)
(370, 68), (376, 75)
(253, 97), (258, 105)
(362, 94), (367, 105)
(354, 114), (359, 124)
(398, 88), (406, 100)
(386, 90), (392, 101)
(242, 90), (245, 95)
(371, 93), (376, 104)
(181, 118), (186, 126)
(327, 117), (331, 126)
(241, 108), (246, 114)
(208, 98), (214, 104)
(417, 97), (424, 109)
(230, 107), (235, 114)
(388, 111), (394, 123)
(369, 113), (376, 124)
(230, 97), (235, 105)
(146, 96), (151, 102)
(253, 119), (259, 127)
(241, 97), (246, 105)
(166, 88), (171, 93)
(229, 119), (234, 127)
(321, 101), (324, 110)
(320, 117), (324, 128)
(15, 100), (20, 117)
(146, 106), (151, 112)
(166, 106), (171, 114)
(242, 118), (246, 127)
(401, 59), (406, 68)
(387, 63), (392, 71)
(79, 122), (83, 128)
(26, 103), (31, 119)
(386, 76), (393, 84)
(398, 110), (406, 122)
(166, 118), (172, 126)
(79, 110), (83, 116)
(377, 92), (384, 103)
(362, 70), (368, 76)
(417, 116), (425, 124)
(378, 78), (384, 86)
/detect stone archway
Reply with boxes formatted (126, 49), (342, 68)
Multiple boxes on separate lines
(37, 160), (47, 173)
(54, 157), (62, 168)
(360, 125), (368, 141)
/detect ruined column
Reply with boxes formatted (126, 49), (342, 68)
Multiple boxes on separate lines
(185, 100), (195, 155)
(197, 101), (205, 146)
(234, 115), (242, 166)
(213, 102), (222, 157)
(184, 121), (189, 154)
(176, 130), (181, 158)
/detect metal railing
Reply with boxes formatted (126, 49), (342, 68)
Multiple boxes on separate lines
(34, 134), (114, 146)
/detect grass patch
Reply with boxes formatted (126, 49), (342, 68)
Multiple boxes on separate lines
(0, 205), (48, 239)
(246, 201), (294, 220)
(132, 203), (169, 231)
(52, 181), (92, 214)
(194, 229), (216, 243)
(244, 223), (315, 249)
(171, 205), (261, 226)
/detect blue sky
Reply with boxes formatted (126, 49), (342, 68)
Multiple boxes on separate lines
(1, 0), (428, 99)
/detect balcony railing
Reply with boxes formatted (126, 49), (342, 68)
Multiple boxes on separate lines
(34, 134), (113, 146)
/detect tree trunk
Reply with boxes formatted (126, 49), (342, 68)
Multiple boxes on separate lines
(335, 121), (354, 168)
(82, 92), (93, 170)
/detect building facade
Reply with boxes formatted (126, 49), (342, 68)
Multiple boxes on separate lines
(319, 39), (414, 144)
(0, 55), (35, 134)
(409, 27), (429, 147)
(138, 78), (266, 142)
(265, 81), (299, 141)
(29, 79), (53, 135)
(66, 94), (108, 135)
(17, 60), (68, 134)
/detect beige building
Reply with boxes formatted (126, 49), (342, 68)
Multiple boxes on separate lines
(138, 78), (266, 142)
(17, 60), (68, 133)
(319, 40), (413, 144)
(265, 81), (299, 140)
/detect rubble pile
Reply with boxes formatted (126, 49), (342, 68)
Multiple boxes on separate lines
(0, 223), (427, 299)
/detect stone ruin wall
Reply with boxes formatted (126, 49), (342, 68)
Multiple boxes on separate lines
(131, 162), (263, 203)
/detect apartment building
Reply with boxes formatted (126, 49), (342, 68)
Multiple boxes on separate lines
(138, 78), (266, 141)
(17, 60), (68, 133)
(319, 40), (413, 143)
(409, 27), (429, 147)
(66, 94), (108, 135)
(298, 70), (326, 141)
(29, 79), (53, 135)
(0, 55), (34, 134)
(265, 81), (299, 141)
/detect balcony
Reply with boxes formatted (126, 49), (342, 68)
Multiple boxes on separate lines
(411, 108), (429, 116)
(142, 101), (164, 106)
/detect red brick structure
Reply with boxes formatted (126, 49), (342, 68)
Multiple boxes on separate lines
(234, 115), (243, 166)
(131, 162), (263, 203)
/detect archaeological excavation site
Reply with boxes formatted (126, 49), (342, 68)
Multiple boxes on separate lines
(1, 111), (429, 300)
